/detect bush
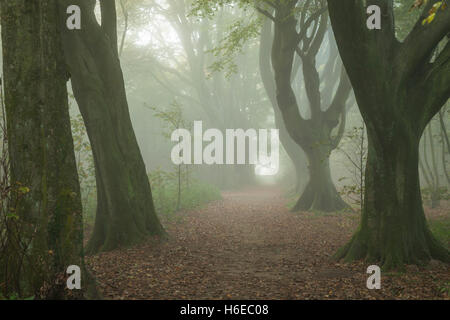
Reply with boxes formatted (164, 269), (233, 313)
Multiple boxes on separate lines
(81, 167), (221, 228)
(429, 217), (450, 249)
(149, 168), (221, 218)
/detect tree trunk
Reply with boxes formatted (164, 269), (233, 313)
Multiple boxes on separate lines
(294, 147), (347, 212)
(58, 0), (165, 254)
(336, 128), (449, 268)
(267, 5), (351, 212)
(1, 0), (97, 298)
(259, 14), (307, 194)
(327, 0), (450, 269)
(427, 125), (441, 208)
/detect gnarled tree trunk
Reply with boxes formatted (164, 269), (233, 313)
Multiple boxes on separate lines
(294, 146), (347, 211)
(328, 0), (450, 268)
(337, 125), (448, 268)
(266, 3), (351, 212)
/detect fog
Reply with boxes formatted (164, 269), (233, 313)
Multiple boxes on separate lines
(0, 0), (448, 301)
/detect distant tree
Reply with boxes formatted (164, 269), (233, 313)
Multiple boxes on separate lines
(439, 107), (450, 187)
(192, 0), (352, 210)
(150, 101), (190, 211)
(337, 124), (368, 210)
(419, 120), (443, 208)
(259, 1), (352, 212)
(148, 0), (264, 188)
(70, 111), (96, 220)
(259, 14), (308, 194)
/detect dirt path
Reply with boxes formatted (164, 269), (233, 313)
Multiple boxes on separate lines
(86, 187), (450, 300)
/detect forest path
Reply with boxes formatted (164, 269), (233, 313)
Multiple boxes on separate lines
(86, 187), (450, 300)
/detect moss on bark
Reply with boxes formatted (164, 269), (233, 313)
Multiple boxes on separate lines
(1, 0), (97, 298)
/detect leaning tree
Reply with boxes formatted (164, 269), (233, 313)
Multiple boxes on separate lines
(327, 0), (450, 269)
(58, 0), (166, 253)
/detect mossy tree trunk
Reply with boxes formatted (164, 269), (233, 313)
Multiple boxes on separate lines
(58, 0), (166, 254)
(1, 0), (96, 298)
(328, 0), (450, 269)
(337, 123), (448, 269)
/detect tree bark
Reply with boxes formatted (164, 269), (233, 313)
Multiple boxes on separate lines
(336, 127), (448, 269)
(1, 0), (96, 298)
(328, 0), (450, 268)
(58, 0), (165, 254)
(294, 146), (348, 211)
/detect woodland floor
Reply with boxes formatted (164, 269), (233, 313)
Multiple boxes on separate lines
(85, 187), (450, 300)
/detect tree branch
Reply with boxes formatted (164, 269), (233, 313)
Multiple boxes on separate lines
(325, 66), (352, 121)
(255, 6), (277, 22)
(400, 0), (450, 78)
(411, 39), (450, 127)
(327, 0), (396, 76)
(330, 110), (347, 149)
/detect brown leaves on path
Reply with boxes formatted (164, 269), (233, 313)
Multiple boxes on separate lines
(86, 187), (450, 300)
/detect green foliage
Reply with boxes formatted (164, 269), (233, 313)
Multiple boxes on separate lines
(437, 281), (450, 295)
(422, 186), (449, 201)
(149, 100), (193, 211)
(69, 99), (96, 227)
(208, 17), (262, 77)
(190, 0), (254, 18)
(429, 216), (450, 249)
(190, 0), (263, 77)
(148, 167), (221, 218)
(149, 100), (189, 137)
(337, 125), (368, 210)
(0, 292), (34, 300)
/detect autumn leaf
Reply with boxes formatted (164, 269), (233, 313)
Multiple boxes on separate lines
(422, 12), (436, 24)
(18, 186), (30, 194)
(410, 0), (429, 12)
(83, 188), (450, 300)
(418, 1), (447, 25)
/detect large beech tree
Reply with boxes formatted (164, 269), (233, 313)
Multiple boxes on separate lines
(58, 0), (165, 253)
(327, 0), (450, 268)
(261, 0), (352, 211)
(1, 0), (96, 298)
